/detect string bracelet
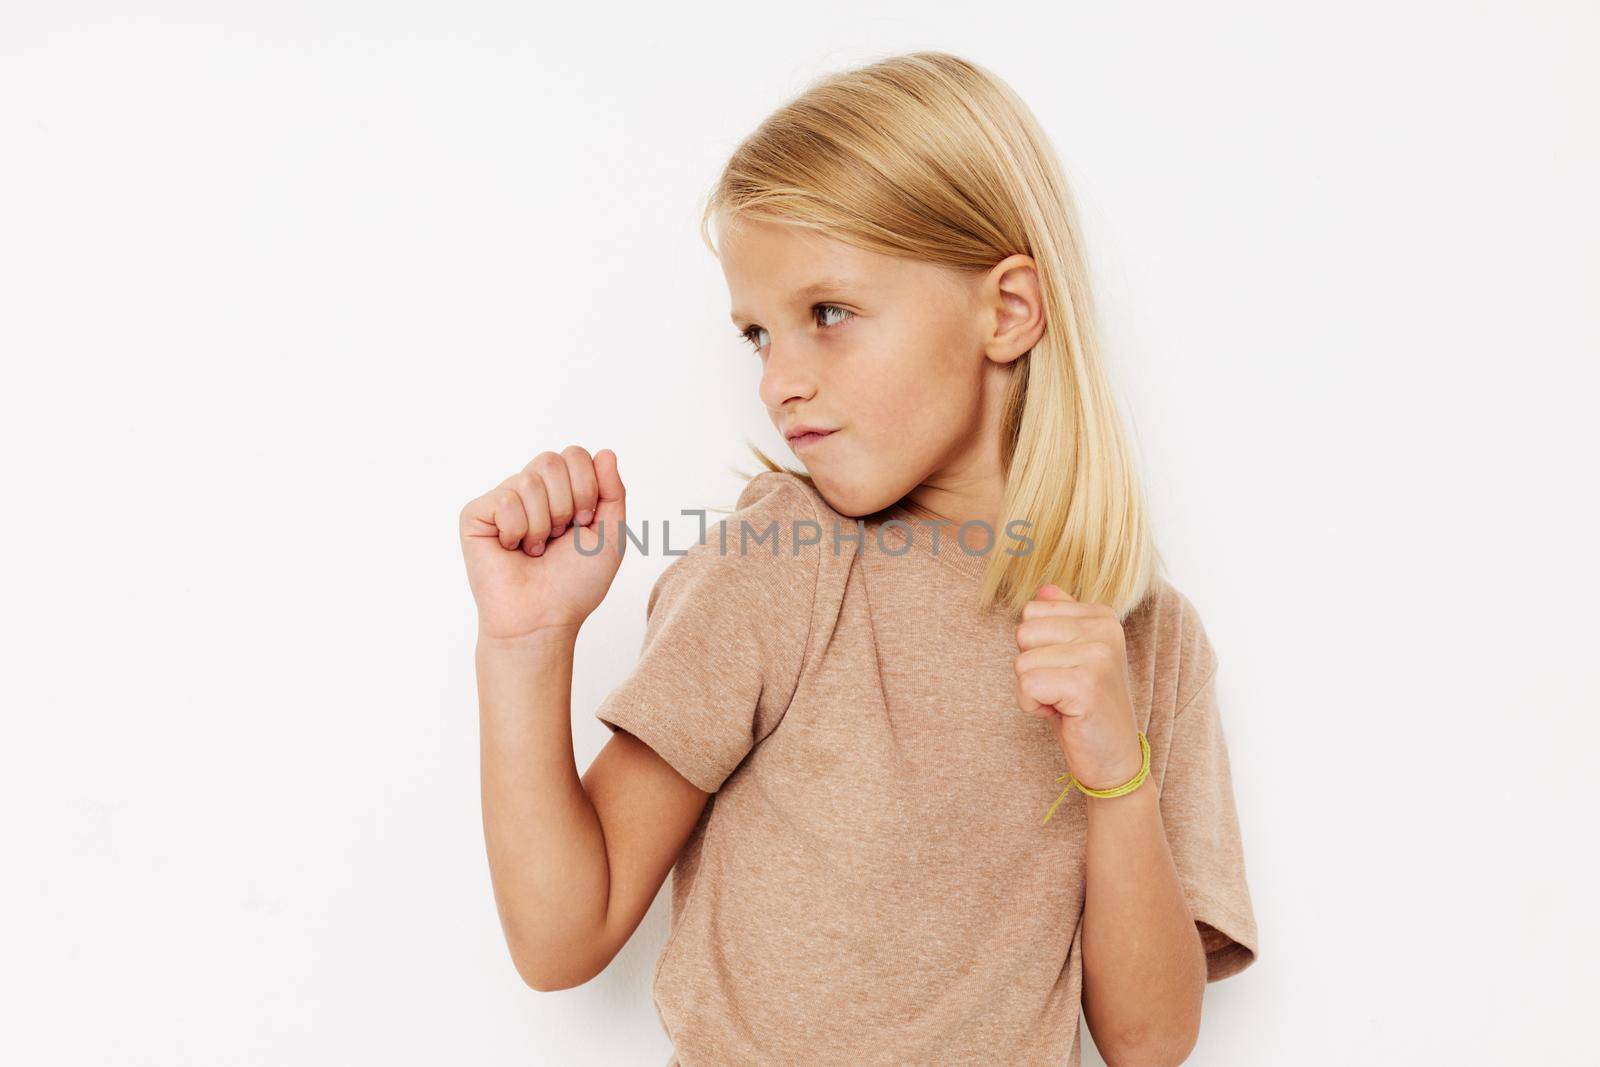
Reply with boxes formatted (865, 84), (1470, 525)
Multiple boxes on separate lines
(1041, 731), (1151, 826)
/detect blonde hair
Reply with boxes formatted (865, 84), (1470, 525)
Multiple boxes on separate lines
(698, 51), (1164, 620)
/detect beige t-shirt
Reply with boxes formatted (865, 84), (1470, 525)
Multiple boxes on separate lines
(595, 470), (1259, 1065)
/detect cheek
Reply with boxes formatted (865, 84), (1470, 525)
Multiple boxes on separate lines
(845, 328), (976, 441)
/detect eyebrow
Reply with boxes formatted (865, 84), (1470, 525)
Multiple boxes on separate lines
(729, 278), (868, 325)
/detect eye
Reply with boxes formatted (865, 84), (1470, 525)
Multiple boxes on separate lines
(737, 304), (856, 353)
(738, 324), (770, 352)
(816, 303), (854, 329)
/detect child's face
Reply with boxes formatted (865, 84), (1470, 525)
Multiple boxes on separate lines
(718, 215), (1036, 521)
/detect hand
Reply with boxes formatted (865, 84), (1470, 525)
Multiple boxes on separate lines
(1014, 583), (1143, 791)
(459, 446), (627, 642)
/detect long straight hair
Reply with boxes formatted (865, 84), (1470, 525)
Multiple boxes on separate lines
(698, 51), (1164, 620)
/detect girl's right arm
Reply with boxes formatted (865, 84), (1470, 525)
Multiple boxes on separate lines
(460, 447), (712, 991)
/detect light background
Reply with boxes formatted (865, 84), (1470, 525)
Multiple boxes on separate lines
(3, 3), (1597, 1064)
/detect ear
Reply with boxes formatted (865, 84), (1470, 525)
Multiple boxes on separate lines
(978, 254), (1047, 365)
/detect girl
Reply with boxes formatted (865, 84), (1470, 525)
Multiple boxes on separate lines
(461, 51), (1259, 1066)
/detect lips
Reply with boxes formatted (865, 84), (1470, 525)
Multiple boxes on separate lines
(786, 426), (837, 449)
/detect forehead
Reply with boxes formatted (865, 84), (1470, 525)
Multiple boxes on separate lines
(721, 218), (881, 283)
(718, 218), (909, 321)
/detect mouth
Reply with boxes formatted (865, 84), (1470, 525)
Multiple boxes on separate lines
(786, 428), (837, 450)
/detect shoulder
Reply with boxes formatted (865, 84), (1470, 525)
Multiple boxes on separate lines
(712, 469), (840, 564)
(1124, 572), (1219, 711)
(646, 470), (827, 614)
(733, 468), (830, 526)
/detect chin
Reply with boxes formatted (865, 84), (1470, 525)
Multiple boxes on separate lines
(805, 469), (901, 519)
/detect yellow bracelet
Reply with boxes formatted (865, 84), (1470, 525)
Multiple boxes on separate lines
(1041, 731), (1150, 825)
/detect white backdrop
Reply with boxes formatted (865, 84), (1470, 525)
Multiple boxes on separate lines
(4, 3), (1597, 1064)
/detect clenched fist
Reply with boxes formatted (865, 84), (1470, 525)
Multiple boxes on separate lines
(459, 447), (627, 642)
(1014, 583), (1144, 792)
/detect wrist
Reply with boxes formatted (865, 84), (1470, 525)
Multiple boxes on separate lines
(1081, 778), (1157, 825)
(1042, 732), (1151, 826)
(1068, 730), (1150, 791)
(1062, 743), (1144, 792)
(476, 622), (582, 656)
(1075, 756), (1143, 792)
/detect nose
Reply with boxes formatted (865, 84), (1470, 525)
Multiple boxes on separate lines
(756, 341), (818, 411)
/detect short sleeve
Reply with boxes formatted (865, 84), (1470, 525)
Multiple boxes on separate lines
(593, 472), (821, 793)
(1156, 618), (1261, 982)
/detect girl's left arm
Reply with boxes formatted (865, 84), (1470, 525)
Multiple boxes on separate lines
(1014, 585), (1206, 1067)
